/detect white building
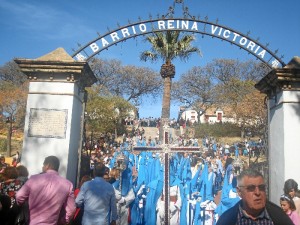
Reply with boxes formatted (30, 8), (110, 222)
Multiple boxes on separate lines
(180, 109), (198, 124)
(179, 106), (236, 124)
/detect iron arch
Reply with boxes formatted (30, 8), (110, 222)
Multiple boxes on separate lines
(71, 18), (285, 69)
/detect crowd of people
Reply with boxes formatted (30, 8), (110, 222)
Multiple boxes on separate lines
(124, 117), (177, 129)
(0, 125), (299, 225)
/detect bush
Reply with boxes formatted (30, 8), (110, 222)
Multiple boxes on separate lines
(0, 137), (23, 156)
(194, 122), (241, 138)
(0, 138), (7, 153)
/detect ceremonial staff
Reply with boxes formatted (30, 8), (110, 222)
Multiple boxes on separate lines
(114, 150), (128, 225)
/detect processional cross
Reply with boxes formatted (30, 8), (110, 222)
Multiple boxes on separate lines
(132, 1), (204, 223)
(133, 124), (202, 225)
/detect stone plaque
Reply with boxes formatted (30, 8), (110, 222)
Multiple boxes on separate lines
(28, 108), (68, 138)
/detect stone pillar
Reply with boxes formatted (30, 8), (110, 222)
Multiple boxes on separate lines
(255, 56), (300, 203)
(15, 48), (97, 186)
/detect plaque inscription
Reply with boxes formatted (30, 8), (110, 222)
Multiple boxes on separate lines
(28, 108), (68, 138)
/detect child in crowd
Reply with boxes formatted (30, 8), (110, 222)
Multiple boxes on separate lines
(280, 194), (300, 225)
(284, 179), (300, 217)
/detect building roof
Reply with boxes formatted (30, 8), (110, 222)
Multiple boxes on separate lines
(37, 47), (75, 62)
(204, 105), (235, 116)
(284, 56), (300, 69)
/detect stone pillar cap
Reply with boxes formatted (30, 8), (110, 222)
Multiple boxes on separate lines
(284, 56), (300, 69)
(14, 48), (97, 87)
(255, 56), (300, 95)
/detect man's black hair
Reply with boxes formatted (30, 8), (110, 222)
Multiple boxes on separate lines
(44, 156), (60, 171)
(93, 163), (106, 177)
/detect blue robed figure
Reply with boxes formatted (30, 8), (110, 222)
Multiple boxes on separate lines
(192, 162), (208, 225)
(130, 151), (163, 225)
(215, 169), (240, 217)
(177, 154), (192, 225)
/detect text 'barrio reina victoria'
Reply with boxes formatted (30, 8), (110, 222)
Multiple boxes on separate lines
(75, 19), (266, 61)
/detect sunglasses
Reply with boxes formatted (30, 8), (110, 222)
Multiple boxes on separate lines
(238, 184), (266, 192)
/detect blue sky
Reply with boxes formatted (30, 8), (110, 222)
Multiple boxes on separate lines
(1, 0), (299, 119)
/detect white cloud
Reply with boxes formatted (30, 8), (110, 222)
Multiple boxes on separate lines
(0, 0), (95, 40)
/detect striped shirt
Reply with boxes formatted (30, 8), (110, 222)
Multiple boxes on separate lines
(236, 205), (274, 225)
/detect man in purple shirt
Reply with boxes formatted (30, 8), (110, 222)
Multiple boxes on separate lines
(16, 156), (76, 225)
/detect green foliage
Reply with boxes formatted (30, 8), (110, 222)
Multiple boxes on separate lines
(140, 31), (201, 63)
(0, 136), (22, 155)
(85, 87), (135, 135)
(0, 138), (7, 152)
(194, 122), (241, 138)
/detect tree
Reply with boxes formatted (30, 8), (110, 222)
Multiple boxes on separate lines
(0, 81), (27, 156)
(118, 65), (162, 102)
(85, 87), (135, 136)
(140, 31), (201, 140)
(209, 60), (269, 138)
(0, 61), (27, 85)
(89, 58), (162, 107)
(89, 58), (122, 96)
(172, 66), (214, 122)
(206, 59), (269, 112)
(235, 89), (267, 137)
(173, 59), (270, 136)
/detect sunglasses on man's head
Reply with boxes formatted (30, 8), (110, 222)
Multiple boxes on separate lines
(238, 184), (266, 192)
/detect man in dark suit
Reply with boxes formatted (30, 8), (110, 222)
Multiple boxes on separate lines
(216, 168), (294, 225)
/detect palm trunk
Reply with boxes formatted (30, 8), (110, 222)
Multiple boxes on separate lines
(159, 59), (175, 143)
(161, 76), (172, 119)
(159, 76), (172, 142)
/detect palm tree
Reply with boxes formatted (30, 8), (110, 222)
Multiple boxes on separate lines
(140, 30), (201, 141)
